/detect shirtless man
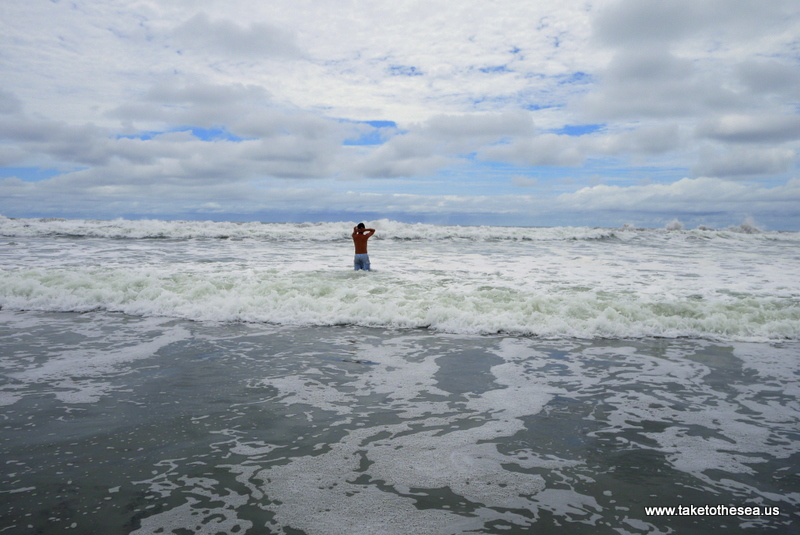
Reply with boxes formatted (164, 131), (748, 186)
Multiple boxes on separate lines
(352, 223), (375, 271)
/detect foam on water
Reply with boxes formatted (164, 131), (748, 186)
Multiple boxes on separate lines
(1, 215), (796, 242)
(4, 315), (190, 403)
(1, 264), (797, 341)
(126, 328), (799, 533)
(1, 217), (798, 342)
(1, 311), (798, 533)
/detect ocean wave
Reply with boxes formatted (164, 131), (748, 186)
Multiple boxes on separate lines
(1, 267), (797, 342)
(1, 216), (796, 244)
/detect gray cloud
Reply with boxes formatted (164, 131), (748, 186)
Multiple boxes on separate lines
(112, 81), (271, 129)
(692, 147), (797, 178)
(580, 49), (740, 120)
(0, 89), (23, 115)
(351, 111), (535, 178)
(144, 81), (270, 107)
(736, 59), (800, 98)
(584, 0), (800, 125)
(0, 146), (26, 167)
(4, 173), (798, 229)
(480, 133), (585, 167)
(2, 1), (800, 228)
(173, 13), (302, 58)
(594, 0), (708, 46)
(424, 112), (534, 138)
(479, 123), (683, 167)
(511, 175), (538, 188)
(697, 114), (800, 144)
(559, 176), (800, 217)
(0, 86), (353, 184)
(595, 125), (682, 155)
(593, 0), (798, 47)
(348, 134), (455, 178)
(0, 115), (112, 166)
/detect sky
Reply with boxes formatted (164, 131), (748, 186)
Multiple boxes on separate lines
(1, 0), (799, 229)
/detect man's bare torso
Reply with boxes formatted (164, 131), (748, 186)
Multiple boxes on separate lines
(352, 227), (375, 254)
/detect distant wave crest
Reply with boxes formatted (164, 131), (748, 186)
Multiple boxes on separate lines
(0, 216), (795, 243)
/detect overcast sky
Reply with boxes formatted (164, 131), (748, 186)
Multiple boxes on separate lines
(1, 0), (799, 229)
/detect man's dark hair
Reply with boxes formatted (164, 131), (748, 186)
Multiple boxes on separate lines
(357, 223), (365, 229)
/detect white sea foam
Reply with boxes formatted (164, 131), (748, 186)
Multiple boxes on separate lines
(10, 307), (789, 533)
(0, 215), (796, 242)
(1, 217), (798, 341)
(0, 265), (796, 341)
(5, 314), (190, 403)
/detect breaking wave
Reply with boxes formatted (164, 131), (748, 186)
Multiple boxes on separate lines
(0, 216), (795, 243)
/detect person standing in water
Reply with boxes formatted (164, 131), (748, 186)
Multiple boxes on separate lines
(352, 223), (375, 271)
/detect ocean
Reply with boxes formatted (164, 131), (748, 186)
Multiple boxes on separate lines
(0, 216), (798, 534)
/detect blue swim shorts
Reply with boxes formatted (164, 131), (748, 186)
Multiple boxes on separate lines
(354, 253), (370, 271)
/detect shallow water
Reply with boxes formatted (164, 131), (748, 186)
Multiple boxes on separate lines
(1, 310), (798, 534)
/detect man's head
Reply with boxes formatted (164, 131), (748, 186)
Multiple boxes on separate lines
(357, 223), (365, 229)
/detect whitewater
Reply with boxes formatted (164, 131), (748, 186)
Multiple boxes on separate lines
(1, 217), (798, 341)
(2, 216), (800, 535)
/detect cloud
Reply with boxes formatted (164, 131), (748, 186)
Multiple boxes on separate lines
(583, 0), (800, 123)
(348, 138), (455, 179)
(692, 147), (797, 178)
(558, 176), (800, 216)
(479, 123), (683, 167)
(350, 111), (535, 178)
(0, 146), (26, 167)
(697, 114), (800, 144)
(511, 175), (538, 188)
(173, 13), (302, 58)
(0, 116), (349, 185)
(0, 114), (113, 167)
(480, 133), (585, 166)
(579, 49), (741, 120)
(593, 0), (709, 46)
(112, 81), (271, 129)
(593, 124), (682, 155)
(424, 112), (534, 139)
(2, 0), (800, 228)
(5, 173), (799, 229)
(736, 59), (800, 98)
(593, 0), (798, 47)
(0, 89), (23, 115)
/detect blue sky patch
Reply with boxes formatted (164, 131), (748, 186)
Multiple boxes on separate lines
(553, 124), (604, 136)
(559, 71), (590, 85)
(117, 127), (245, 142)
(188, 127), (244, 142)
(479, 65), (512, 74)
(117, 131), (158, 140)
(344, 120), (398, 146)
(363, 120), (397, 128)
(389, 65), (423, 76)
(0, 167), (65, 182)
(523, 103), (556, 111)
